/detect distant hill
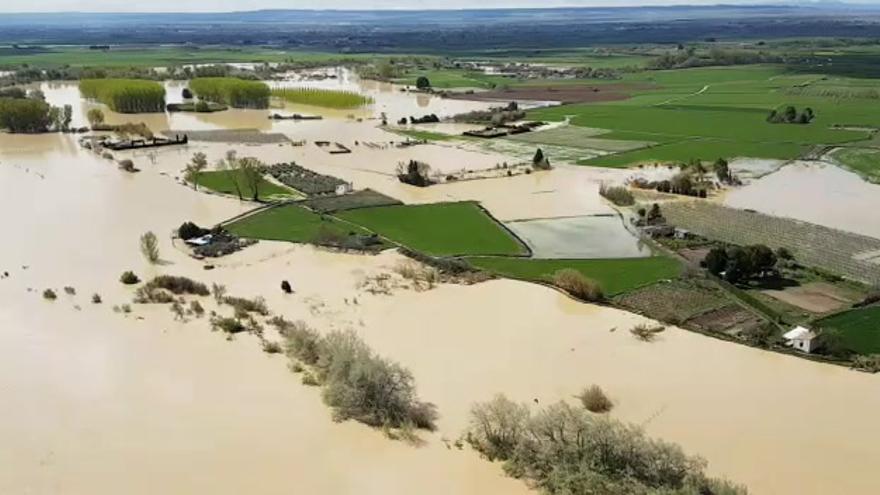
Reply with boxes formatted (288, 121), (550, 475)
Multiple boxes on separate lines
(2, 5), (880, 50)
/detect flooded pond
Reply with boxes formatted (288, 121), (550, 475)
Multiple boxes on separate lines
(507, 215), (651, 258)
(724, 161), (880, 239)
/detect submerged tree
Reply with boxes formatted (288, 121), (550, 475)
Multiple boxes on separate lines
(87, 108), (105, 127)
(139, 231), (160, 264)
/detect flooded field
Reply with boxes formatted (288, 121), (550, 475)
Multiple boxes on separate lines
(507, 215), (651, 258)
(2, 72), (880, 495)
(724, 161), (880, 239)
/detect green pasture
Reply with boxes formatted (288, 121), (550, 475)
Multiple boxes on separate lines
(197, 170), (300, 201)
(816, 306), (880, 354)
(830, 147), (880, 183)
(466, 256), (683, 296)
(227, 204), (368, 244)
(336, 202), (528, 257)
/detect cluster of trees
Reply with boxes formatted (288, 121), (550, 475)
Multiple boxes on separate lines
(396, 160), (435, 187)
(217, 150), (268, 201)
(452, 101), (524, 125)
(0, 88), (71, 133)
(407, 113), (440, 124)
(466, 395), (746, 495)
(79, 79), (166, 113)
(704, 244), (782, 283)
(767, 106), (814, 124)
(649, 46), (783, 70)
(190, 77), (270, 109)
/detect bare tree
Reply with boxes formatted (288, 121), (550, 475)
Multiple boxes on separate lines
(218, 150), (244, 200)
(238, 157), (265, 201)
(185, 152), (208, 190)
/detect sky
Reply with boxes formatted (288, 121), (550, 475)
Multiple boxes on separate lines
(2, 0), (875, 13)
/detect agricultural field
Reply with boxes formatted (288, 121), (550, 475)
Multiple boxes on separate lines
(614, 278), (731, 324)
(272, 88), (373, 109)
(816, 306), (880, 354)
(830, 147), (880, 183)
(394, 69), (512, 89)
(661, 201), (880, 285)
(526, 65), (880, 167)
(336, 202), (528, 257)
(197, 170), (301, 201)
(466, 256), (682, 296)
(302, 189), (402, 213)
(0, 45), (378, 68)
(227, 204), (371, 244)
(507, 125), (652, 153)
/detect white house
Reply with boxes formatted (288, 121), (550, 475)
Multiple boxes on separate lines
(335, 182), (353, 195)
(783, 326), (818, 354)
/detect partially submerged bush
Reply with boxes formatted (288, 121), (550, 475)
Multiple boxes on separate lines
(553, 269), (604, 302)
(394, 260), (440, 290)
(630, 323), (666, 342)
(144, 275), (210, 296)
(852, 354), (880, 373)
(578, 385), (614, 413)
(140, 231), (160, 264)
(120, 271), (140, 285)
(92, 293), (103, 304)
(270, 316), (323, 365)
(465, 395), (746, 495)
(317, 330), (437, 429)
(43, 289), (57, 300)
(223, 295), (269, 316)
(210, 315), (246, 334)
(599, 184), (635, 206)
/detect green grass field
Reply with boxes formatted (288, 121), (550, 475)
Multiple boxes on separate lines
(830, 147), (880, 183)
(390, 128), (461, 142)
(816, 306), (880, 354)
(524, 64), (880, 167)
(395, 69), (513, 89)
(0, 45), (382, 68)
(227, 204), (369, 243)
(466, 256), (682, 296)
(198, 171), (300, 201)
(580, 139), (806, 167)
(336, 202), (528, 256)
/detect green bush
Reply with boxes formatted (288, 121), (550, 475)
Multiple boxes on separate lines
(120, 271), (140, 285)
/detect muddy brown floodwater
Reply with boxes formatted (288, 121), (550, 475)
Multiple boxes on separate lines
(1, 76), (880, 495)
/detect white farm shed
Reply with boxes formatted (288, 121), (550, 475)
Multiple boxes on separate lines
(783, 326), (818, 354)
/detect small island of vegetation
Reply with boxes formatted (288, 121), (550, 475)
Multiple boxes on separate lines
(189, 77), (270, 109)
(79, 78), (166, 113)
(271, 87), (372, 109)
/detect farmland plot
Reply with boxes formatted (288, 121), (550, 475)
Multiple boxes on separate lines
(662, 201), (880, 285)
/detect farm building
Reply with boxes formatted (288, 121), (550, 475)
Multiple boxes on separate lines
(335, 182), (354, 195)
(783, 326), (818, 354)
